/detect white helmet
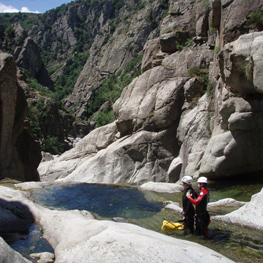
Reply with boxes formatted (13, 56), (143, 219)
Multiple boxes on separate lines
(182, 176), (193, 185)
(197, 176), (208, 184)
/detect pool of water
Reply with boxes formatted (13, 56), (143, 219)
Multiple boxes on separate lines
(30, 184), (164, 219)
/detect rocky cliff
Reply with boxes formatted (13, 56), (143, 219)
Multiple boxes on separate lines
(0, 0), (170, 152)
(38, 0), (263, 183)
(0, 52), (41, 181)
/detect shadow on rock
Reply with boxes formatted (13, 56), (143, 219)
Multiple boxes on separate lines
(0, 198), (34, 234)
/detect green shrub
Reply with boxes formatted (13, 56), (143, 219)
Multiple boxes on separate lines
(27, 99), (48, 138)
(41, 136), (59, 154)
(86, 55), (143, 118)
(27, 76), (57, 101)
(213, 46), (220, 54)
(95, 109), (115, 128)
(5, 25), (15, 39)
(201, 0), (210, 8)
(248, 12), (263, 30)
(188, 65), (212, 96)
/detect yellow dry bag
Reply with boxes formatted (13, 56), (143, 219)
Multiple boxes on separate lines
(161, 220), (184, 231)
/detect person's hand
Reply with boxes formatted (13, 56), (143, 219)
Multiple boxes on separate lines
(186, 192), (192, 198)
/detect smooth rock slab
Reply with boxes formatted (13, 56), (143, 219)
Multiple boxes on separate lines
(214, 188), (263, 231)
(208, 198), (246, 207)
(30, 252), (54, 263)
(139, 181), (183, 193)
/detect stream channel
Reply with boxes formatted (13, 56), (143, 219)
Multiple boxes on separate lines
(1, 178), (263, 263)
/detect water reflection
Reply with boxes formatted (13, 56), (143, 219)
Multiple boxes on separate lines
(30, 184), (164, 219)
(1, 224), (54, 262)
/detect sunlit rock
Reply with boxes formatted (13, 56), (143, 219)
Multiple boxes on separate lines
(214, 188), (263, 230)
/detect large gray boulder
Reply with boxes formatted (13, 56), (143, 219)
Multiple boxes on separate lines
(40, 126), (177, 184)
(214, 187), (263, 230)
(219, 32), (263, 96)
(177, 94), (212, 180)
(0, 186), (235, 263)
(195, 32), (263, 179)
(199, 97), (263, 178)
(113, 44), (213, 136)
(113, 71), (186, 136)
(39, 122), (117, 182)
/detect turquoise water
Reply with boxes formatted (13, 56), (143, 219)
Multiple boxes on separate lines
(1, 178), (263, 262)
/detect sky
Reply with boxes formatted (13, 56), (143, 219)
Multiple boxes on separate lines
(0, 0), (74, 14)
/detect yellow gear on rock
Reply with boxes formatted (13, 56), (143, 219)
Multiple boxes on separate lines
(161, 220), (184, 231)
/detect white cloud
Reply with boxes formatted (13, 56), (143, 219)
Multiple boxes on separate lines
(0, 2), (39, 13)
(0, 3), (19, 12)
(21, 6), (39, 13)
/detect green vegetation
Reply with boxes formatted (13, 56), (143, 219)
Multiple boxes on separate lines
(86, 54), (143, 120)
(188, 65), (213, 97)
(0, 0), (171, 149)
(41, 136), (60, 154)
(176, 38), (194, 50)
(210, 27), (217, 33)
(0, 13), (39, 30)
(206, 112), (212, 135)
(201, 0), (210, 8)
(26, 76), (56, 100)
(248, 12), (263, 30)
(27, 98), (49, 137)
(54, 52), (89, 101)
(94, 109), (115, 128)
(213, 46), (220, 54)
(27, 98), (66, 154)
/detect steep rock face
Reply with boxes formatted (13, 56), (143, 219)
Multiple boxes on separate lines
(39, 0), (263, 183)
(219, 32), (263, 96)
(0, 53), (41, 181)
(63, 0), (167, 118)
(221, 0), (263, 43)
(114, 44), (213, 136)
(199, 33), (263, 178)
(161, 0), (210, 39)
(14, 37), (54, 90)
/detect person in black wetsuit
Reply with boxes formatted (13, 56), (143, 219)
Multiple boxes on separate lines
(187, 176), (211, 238)
(181, 176), (196, 233)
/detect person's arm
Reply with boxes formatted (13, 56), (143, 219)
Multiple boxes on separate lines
(187, 189), (208, 205)
(184, 189), (194, 214)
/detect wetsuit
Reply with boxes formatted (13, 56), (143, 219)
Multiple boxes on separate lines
(188, 188), (210, 237)
(182, 187), (196, 233)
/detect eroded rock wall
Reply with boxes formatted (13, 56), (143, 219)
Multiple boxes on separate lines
(0, 52), (41, 181)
